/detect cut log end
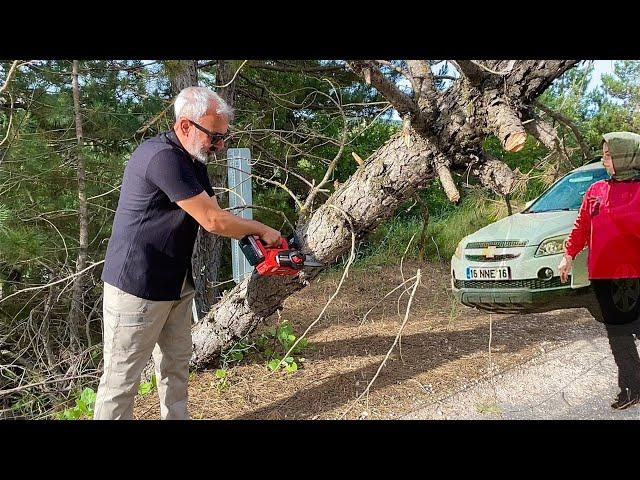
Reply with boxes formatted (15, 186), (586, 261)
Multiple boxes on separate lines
(504, 131), (527, 153)
(447, 191), (461, 204)
(435, 163), (461, 204)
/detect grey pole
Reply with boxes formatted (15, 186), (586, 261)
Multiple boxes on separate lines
(227, 148), (253, 284)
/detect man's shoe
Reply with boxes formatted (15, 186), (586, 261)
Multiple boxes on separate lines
(611, 388), (640, 410)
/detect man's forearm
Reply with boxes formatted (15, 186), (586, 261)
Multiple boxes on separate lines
(206, 210), (268, 240)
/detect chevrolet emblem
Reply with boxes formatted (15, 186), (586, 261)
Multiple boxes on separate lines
(482, 246), (496, 258)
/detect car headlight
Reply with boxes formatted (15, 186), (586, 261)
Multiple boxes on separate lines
(454, 241), (464, 260)
(535, 235), (567, 257)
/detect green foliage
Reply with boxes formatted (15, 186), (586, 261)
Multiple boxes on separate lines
(211, 339), (256, 391)
(534, 61), (600, 163)
(56, 388), (96, 420)
(0, 204), (10, 233)
(251, 188), (296, 233)
(0, 225), (48, 266)
(535, 60), (640, 159)
(255, 322), (308, 374)
(423, 192), (505, 260)
(354, 188), (503, 267)
(214, 330), (298, 392)
(220, 340), (254, 368)
(138, 375), (156, 396)
(589, 61), (640, 138)
(214, 368), (229, 391)
(268, 356), (298, 373)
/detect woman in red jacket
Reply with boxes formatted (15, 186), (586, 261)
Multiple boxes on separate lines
(559, 131), (640, 410)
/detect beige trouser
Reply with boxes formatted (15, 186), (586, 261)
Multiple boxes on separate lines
(93, 275), (195, 420)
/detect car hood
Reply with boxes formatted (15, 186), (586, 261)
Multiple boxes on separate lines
(463, 211), (578, 247)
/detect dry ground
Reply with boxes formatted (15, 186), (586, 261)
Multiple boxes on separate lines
(133, 260), (602, 420)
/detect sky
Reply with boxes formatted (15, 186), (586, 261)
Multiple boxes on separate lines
(588, 60), (616, 92)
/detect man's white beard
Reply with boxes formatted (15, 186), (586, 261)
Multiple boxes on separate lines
(193, 150), (209, 164)
(188, 136), (210, 164)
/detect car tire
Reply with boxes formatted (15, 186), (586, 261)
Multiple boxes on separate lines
(591, 279), (640, 325)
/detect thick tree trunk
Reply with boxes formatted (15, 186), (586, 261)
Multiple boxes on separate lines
(166, 60), (198, 93)
(191, 60), (237, 320)
(68, 60), (88, 347)
(191, 132), (435, 366)
(192, 225), (225, 320)
(190, 60), (579, 368)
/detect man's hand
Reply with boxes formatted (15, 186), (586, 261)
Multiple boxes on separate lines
(558, 254), (573, 283)
(258, 225), (281, 248)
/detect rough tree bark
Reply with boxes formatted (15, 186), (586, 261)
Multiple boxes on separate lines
(190, 60), (579, 369)
(68, 59), (88, 347)
(166, 60), (198, 93)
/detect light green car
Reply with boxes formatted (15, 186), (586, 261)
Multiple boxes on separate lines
(450, 159), (635, 315)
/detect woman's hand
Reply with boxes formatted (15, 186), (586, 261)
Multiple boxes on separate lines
(558, 254), (573, 283)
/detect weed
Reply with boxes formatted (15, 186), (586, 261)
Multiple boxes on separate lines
(56, 387), (96, 420)
(256, 322), (309, 374)
(213, 369), (229, 391)
(138, 375), (156, 396)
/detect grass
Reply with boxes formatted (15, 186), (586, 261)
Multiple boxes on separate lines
(349, 190), (513, 270)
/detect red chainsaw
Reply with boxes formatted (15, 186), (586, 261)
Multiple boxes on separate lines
(239, 234), (323, 276)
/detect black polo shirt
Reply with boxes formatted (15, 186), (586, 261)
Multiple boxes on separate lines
(102, 130), (214, 301)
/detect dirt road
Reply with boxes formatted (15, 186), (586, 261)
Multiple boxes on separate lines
(404, 332), (640, 420)
(134, 260), (630, 420)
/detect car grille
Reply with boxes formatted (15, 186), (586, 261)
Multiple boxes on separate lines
(466, 240), (528, 249)
(453, 276), (568, 290)
(465, 254), (520, 262)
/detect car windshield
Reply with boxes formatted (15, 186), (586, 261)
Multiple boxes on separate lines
(526, 167), (610, 213)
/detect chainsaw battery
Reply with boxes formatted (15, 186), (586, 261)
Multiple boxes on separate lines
(239, 235), (265, 266)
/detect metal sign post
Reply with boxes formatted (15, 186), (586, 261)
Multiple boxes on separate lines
(227, 148), (253, 284)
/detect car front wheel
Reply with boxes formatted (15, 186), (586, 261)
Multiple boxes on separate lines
(592, 279), (640, 325)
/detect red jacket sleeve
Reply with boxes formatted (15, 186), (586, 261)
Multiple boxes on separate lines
(564, 185), (594, 259)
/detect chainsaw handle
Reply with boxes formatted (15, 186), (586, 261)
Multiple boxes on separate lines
(253, 235), (288, 249)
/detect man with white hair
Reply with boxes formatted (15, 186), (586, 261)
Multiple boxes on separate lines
(95, 86), (281, 420)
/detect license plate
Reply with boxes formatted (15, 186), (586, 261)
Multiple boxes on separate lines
(466, 266), (511, 280)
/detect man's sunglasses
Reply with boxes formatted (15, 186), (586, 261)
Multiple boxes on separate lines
(188, 120), (230, 150)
